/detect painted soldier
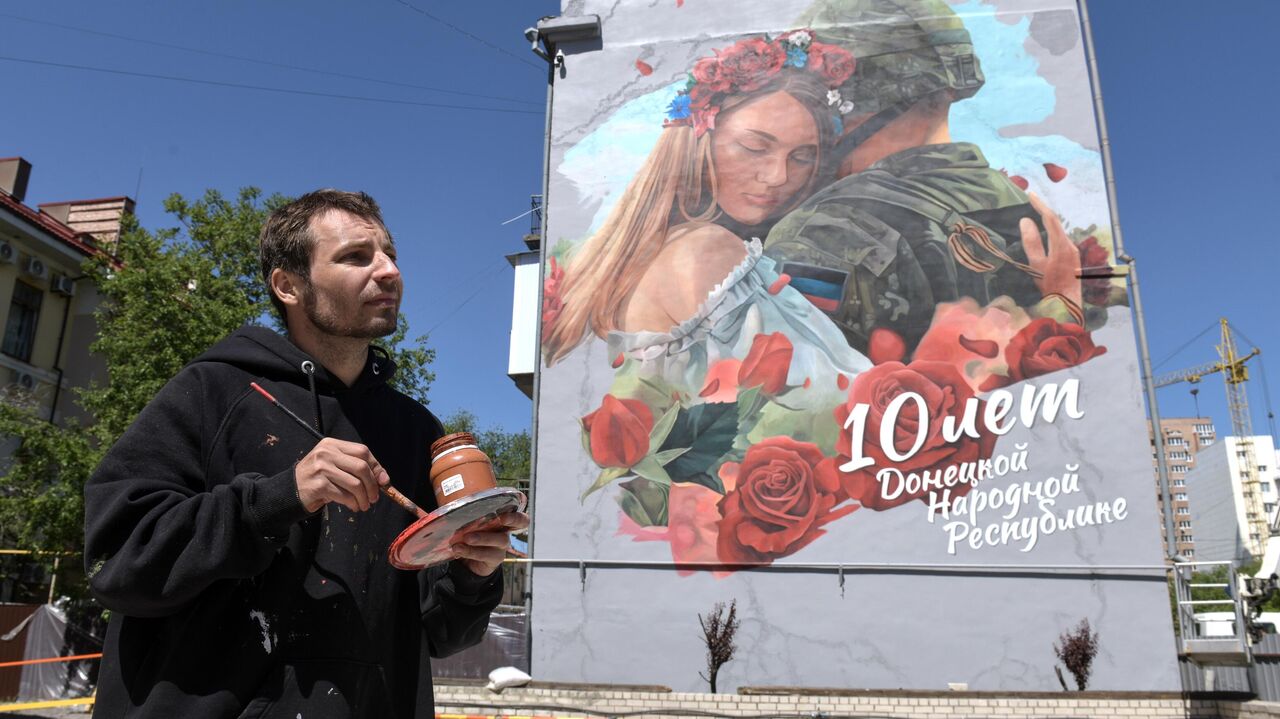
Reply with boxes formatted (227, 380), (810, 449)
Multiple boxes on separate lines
(765, 0), (1083, 356)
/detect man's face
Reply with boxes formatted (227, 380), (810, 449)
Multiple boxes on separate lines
(297, 209), (401, 339)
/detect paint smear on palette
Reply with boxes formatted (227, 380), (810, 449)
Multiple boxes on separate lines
(249, 610), (275, 653)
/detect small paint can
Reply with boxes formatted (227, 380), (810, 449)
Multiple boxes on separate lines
(428, 432), (497, 507)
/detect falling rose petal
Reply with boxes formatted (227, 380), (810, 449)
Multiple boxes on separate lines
(718, 461), (740, 493)
(836, 374), (850, 391)
(803, 377), (811, 389)
(611, 352), (625, 368)
(868, 328), (907, 365)
(958, 334), (1000, 359)
(1043, 163), (1068, 183)
(676, 0), (684, 6)
(768, 273), (791, 295)
(700, 359), (741, 403)
(1010, 175), (1029, 191)
(635, 59), (653, 76)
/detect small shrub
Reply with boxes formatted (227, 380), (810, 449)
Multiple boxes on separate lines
(698, 600), (739, 693)
(1054, 618), (1100, 690)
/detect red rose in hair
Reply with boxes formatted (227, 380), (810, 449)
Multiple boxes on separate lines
(1004, 318), (1107, 382)
(1077, 236), (1112, 306)
(581, 395), (654, 468)
(691, 56), (731, 93)
(717, 38), (786, 93)
(835, 361), (996, 510)
(738, 332), (794, 396)
(541, 256), (565, 331)
(807, 42), (856, 87)
(717, 437), (855, 563)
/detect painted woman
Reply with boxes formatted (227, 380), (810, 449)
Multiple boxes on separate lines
(542, 31), (870, 402)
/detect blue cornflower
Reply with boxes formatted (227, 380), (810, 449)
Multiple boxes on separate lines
(667, 93), (692, 120)
(786, 47), (808, 69)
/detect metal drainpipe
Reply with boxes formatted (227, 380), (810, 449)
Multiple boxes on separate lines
(46, 276), (82, 425)
(1078, 0), (1177, 559)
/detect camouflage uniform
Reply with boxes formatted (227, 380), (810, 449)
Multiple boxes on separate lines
(765, 0), (1067, 356)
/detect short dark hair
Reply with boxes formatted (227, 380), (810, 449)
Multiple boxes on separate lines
(258, 189), (391, 321)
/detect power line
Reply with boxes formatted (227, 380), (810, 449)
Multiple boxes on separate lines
(390, 0), (543, 71)
(0, 11), (541, 108)
(0, 55), (541, 115)
(424, 262), (510, 337)
(1154, 322), (1218, 371)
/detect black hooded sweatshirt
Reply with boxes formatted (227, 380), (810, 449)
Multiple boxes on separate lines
(84, 326), (501, 719)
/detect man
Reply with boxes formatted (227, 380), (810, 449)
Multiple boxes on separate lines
(766, 0), (1083, 356)
(84, 190), (528, 718)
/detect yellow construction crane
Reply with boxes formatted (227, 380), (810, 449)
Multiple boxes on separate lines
(1154, 318), (1265, 555)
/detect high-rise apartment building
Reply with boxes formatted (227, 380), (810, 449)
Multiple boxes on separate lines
(1149, 417), (1217, 558)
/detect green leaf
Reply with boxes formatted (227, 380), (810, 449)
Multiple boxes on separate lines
(630, 455), (673, 485)
(649, 404), (680, 450)
(654, 447), (691, 466)
(617, 477), (669, 527)
(735, 386), (762, 423)
(581, 466), (629, 501)
(658, 402), (739, 491)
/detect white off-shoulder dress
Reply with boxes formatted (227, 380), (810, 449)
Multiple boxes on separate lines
(606, 239), (871, 405)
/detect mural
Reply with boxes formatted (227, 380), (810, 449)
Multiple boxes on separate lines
(533, 0), (1177, 691)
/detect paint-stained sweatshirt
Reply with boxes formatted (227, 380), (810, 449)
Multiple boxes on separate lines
(84, 326), (502, 719)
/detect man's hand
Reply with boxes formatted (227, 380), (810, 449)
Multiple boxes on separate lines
(1020, 192), (1083, 312)
(295, 438), (390, 513)
(452, 511), (531, 577)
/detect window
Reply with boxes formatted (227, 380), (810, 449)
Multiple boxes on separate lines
(1194, 423), (1214, 434)
(1185, 549), (1196, 557)
(1172, 465), (1188, 474)
(1168, 437), (1187, 447)
(1173, 479), (1186, 487)
(1168, 451), (1190, 461)
(1179, 521), (1192, 529)
(1181, 535), (1194, 542)
(1177, 506), (1190, 515)
(1, 281), (42, 363)
(1175, 493), (1188, 501)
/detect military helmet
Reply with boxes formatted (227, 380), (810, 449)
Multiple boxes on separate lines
(799, 0), (985, 115)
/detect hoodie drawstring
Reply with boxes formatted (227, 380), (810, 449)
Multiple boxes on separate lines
(300, 360), (323, 434)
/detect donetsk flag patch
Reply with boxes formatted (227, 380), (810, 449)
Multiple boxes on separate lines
(779, 262), (847, 313)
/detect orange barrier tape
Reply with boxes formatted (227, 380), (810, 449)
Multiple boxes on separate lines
(0, 695), (95, 712)
(0, 652), (101, 669)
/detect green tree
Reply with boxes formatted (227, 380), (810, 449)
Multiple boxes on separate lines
(0, 187), (437, 597)
(440, 410), (532, 483)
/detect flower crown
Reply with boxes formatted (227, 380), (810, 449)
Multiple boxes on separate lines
(664, 30), (857, 137)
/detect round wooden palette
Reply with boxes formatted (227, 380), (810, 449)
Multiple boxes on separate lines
(387, 487), (526, 570)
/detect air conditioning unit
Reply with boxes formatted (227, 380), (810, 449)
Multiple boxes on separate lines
(12, 371), (35, 391)
(21, 256), (47, 281)
(51, 275), (76, 297)
(0, 241), (14, 264)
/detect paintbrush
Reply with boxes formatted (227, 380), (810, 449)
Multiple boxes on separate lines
(249, 382), (428, 519)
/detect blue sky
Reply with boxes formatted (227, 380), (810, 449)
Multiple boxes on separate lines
(3, 1), (1278, 441)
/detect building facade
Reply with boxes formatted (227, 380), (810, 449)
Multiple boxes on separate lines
(1185, 435), (1280, 563)
(1150, 417), (1217, 558)
(0, 156), (125, 426)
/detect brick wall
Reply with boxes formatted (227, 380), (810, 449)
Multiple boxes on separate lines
(433, 682), (1280, 719)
